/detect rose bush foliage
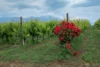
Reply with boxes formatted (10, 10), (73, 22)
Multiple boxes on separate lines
(54, 21), (81, 58)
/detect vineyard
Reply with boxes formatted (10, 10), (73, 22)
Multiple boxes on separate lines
(0, 19), (90, 45)
(0, 18), (100, 67)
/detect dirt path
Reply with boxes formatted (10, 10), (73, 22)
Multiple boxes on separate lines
(0, 60), (99, 67)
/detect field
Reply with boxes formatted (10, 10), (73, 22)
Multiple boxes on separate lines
(0, 19), (100, 67)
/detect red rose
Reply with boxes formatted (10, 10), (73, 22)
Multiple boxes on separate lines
(73, 51), (78, 56)
(60, 37), (64, 41)
(54, 26), (61, 35)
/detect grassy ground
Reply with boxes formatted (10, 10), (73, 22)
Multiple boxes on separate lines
(0, 27), (100, 67)
(82, 27), (100, 63)
(0, 37), (59, 63)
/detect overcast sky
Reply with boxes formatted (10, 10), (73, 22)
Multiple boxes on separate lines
(0, 0), (100, 25)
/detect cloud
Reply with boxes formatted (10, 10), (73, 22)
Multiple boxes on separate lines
(6, 0), (21, 2)
(0, 0), (11, 12)
(72, 0), (100, 7)
(6, 0), (43, 10)
(45, 0), (68, 10)
(0, 0), (46, 16)
(68, 0), (86, 5)
(10, 3), (40, 10)
(0, 0), (100, 25)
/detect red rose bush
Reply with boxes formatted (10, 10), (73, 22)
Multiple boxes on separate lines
(54, 21), (81, 58)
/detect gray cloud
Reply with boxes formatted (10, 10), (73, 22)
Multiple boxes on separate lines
(10, 3), (40, 10)
(0, 0), (100, 25)
(6, 0), (41, 10)
(45, 0), (68, 10)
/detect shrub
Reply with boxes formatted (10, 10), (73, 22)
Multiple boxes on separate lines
(94, 19), (100, 29)
(54, 21), (81, 58)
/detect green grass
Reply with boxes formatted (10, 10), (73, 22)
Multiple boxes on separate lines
(0, 35), (84, 64)
(82, 27), (100, 63)
(0, 27), (100, 64)
(71, 34), (84, 51)
(0, 37), (60, 63)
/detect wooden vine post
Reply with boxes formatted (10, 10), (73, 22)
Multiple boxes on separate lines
(66, 13), (69, 22)
(20, 16), (24, 46)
